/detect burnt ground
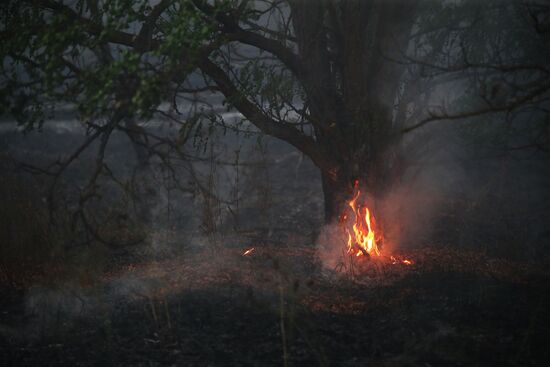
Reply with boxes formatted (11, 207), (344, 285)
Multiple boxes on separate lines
(1, 124), (550, 366)
(0, 243), (549, 367)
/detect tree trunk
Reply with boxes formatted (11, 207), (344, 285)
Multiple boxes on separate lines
(321, 173), (342, 223)
(294, 1), (418, 223)
(320, 168), (357, 223)
(124, 118), (155, 226)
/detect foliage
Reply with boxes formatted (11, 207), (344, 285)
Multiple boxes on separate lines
(0, 0), (548, 221)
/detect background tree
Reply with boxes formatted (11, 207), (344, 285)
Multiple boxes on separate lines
(1, 0), (548, 225)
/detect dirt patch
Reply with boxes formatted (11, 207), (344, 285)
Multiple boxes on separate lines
(1, 243), (549, 366)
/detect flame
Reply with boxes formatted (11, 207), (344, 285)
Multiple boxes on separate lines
(339, 181), (415, 266)
(391, 255), (413, 265)
(243, 248), (255, 256)
(342, 181), (381, 258)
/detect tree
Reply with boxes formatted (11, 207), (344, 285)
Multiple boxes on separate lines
(1, 0), (548, 224)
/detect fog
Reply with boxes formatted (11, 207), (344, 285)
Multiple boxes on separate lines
(1, 1), (549, 365)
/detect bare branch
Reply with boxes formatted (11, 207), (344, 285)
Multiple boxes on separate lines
(199, 58), (333, 171)
(401, 81), (550, 133)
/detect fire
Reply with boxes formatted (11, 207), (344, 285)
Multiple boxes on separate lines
(339, 181), (415, 266)
(341, 181), (381, 258)
(391, 256), (414, 266)
(243, 248), (255, 256)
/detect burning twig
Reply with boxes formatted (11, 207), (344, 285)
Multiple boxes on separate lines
(243, 248), (255, 256)
(391, 256), (414, 266)
(353, 244), (370, 258)
(341, 181), (381, 258)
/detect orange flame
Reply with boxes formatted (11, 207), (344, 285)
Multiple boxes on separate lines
(391, 255), (413, 265)
(339, 181), (415, 266)
(342, 181), (381, 257)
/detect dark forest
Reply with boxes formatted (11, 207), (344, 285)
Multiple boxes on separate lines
(1, 0), (549, 366)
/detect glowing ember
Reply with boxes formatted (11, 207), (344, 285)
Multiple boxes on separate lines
(242, 248), (255, 256)
(341, 181), (381, 258)
(391, 255), (414, 266)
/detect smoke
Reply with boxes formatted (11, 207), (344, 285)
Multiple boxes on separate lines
(317, 105), (550, 271)
(316, 223), (348, 270)
(0, 121), (316, 343)
(316, 127), (468, 269)
(379, 133), (466, 252)
(2, 90), (548, 345)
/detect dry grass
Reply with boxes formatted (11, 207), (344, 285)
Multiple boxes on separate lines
(0, 171), (68, 289)
(89, 243), (548, 316)
(2, 237), (547, 366)
(0, 159), (144, 290)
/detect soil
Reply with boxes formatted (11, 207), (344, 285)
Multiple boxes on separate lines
(1, 242), (549, 367)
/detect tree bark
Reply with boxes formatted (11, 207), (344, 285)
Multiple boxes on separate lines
(309, 1), (418, 222)
(124, 118), (155, 226)
(321, 173), (346, 223)
(202, 0), (419, 222)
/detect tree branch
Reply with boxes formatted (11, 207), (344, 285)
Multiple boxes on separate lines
(199, 58), (331, 171)
(191, 0), (304, 78)
(401, 81), (550, 133)
(31, 0), (155, 49)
